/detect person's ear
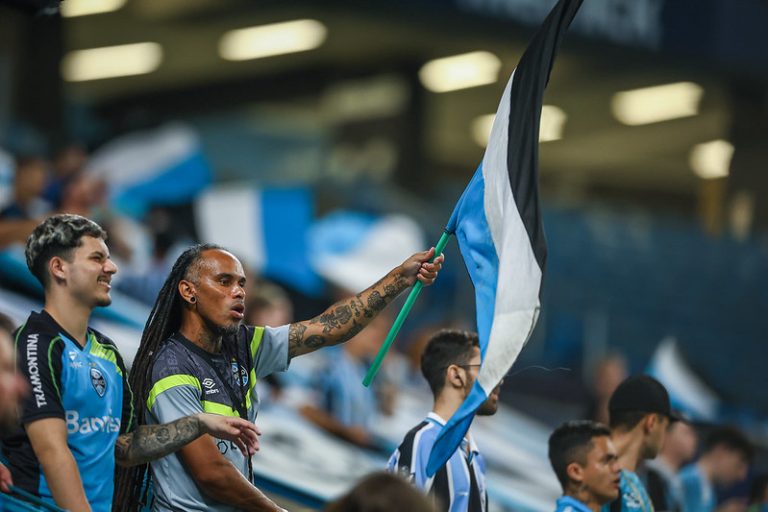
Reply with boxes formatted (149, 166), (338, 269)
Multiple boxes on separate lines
(643, 413), (657, 434)
(566, 461), (584, 485)
(446, 364), (466, 390)
(178, 280), (197, 306)
(49, 256), (66, 282)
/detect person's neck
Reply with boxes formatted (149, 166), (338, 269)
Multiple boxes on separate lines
(564, 487), (602, 512)
(179, 319), (222, 354)
(696, 456), (715, 483)
(612, 428), (644, 472)
(44, 293), (92, 347)
(432, 392), (462, 423)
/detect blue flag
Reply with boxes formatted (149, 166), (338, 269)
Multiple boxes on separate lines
(426, 0), (583, 476)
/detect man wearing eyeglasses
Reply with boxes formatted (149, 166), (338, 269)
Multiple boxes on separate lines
(387, 329), (500, 512)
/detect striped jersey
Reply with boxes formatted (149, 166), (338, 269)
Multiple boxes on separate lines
(2, 310), (134, 511)
(387, 412), (487, 512)
(146, 325), (289, 512)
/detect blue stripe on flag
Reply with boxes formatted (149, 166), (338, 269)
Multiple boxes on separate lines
(113, 151), (212, 217)
(261, 188), (324, 295)
(447, 165), (498, 353)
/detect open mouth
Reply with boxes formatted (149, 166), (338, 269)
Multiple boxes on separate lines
(97, 278), (111, 290)
(230, 304), (245, 319)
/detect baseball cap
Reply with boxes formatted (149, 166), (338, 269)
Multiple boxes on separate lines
(609, 375), (682, 422)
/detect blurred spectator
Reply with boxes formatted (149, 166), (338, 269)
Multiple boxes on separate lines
(246, 279), (294, 406)
(0, 312), (28, 494)
(679, 426), (753, 512)
(606, 375), (677, 512)
(585, 353), (628, 425)
(747, 475), (768, 512)
(324, 472), (435, 512)
(0, 156), (50, 248)
(113, 205), (191, 305)
(0, 312), (27, 435)
(0, 156), (50, 220)
(548, 420), (620, 512)
(43, 144), (88, 208)
(645, 420), (699, 512)
(388, 329), (498, 512)
(245, 280), (294, 327)
(300, 313), (394, 449)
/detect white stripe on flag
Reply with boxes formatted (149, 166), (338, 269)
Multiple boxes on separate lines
(478, 72), (543, 391)
(87, 123), (200, 187)
(195, 187), (266, 271)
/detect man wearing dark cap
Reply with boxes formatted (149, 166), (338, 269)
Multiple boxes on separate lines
(602, 375), (679, 512)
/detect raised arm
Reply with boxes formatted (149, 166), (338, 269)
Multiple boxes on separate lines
(115, 413), (259, 467)
(288, 248), (443, 358)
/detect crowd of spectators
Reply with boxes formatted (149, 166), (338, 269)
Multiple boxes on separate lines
(0, 141), (765, 512)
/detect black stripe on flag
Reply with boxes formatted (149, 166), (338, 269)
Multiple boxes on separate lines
(506, 0), (583, 274)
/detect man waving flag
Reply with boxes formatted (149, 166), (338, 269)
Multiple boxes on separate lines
(426, 0), (584, 476)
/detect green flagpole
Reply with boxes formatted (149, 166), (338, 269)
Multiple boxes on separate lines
(363, 230), (452, 387)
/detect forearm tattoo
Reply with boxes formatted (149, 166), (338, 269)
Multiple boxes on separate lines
(288, 270), (410, 357)
(115, 416), (202, 466)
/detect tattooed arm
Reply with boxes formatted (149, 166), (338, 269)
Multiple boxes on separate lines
(288, 248), (443, 358)
(115, 413), (260, 467)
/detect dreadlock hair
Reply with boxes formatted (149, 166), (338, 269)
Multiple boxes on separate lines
(113, 243), (224, 511)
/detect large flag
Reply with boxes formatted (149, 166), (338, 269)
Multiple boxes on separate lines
(194, 185), (324, 295)
(86, 123), (212, 218)
(427, 0), (583, 476)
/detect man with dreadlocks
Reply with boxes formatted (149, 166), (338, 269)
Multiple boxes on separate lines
(2, 214), (261, 512)
(116, 243), (444, 511)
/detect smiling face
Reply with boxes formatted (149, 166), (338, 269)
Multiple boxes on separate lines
(57, 235), (118, 308)
(182, 249), (247, 337)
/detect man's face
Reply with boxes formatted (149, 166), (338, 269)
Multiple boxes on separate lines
(459, 346), (501, 417)
(63, 236), (118, 308)
(579, 436), (621, 505)
(188, 250), (247, 336)
(0, 330), (28, 432)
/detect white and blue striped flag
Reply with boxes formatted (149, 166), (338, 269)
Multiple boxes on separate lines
(427, 0), (583, 476)
(194, 185), (323, 296)
(86, 123), (212, 218)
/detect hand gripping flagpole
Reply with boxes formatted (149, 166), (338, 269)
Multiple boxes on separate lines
(363, 230), (453, 387)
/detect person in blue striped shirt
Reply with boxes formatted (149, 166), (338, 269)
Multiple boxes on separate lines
(388, 329), (499, 512)
(549, 421), (621, 512)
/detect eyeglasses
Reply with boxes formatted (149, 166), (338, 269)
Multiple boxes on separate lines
(444, 364), (482, 372)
